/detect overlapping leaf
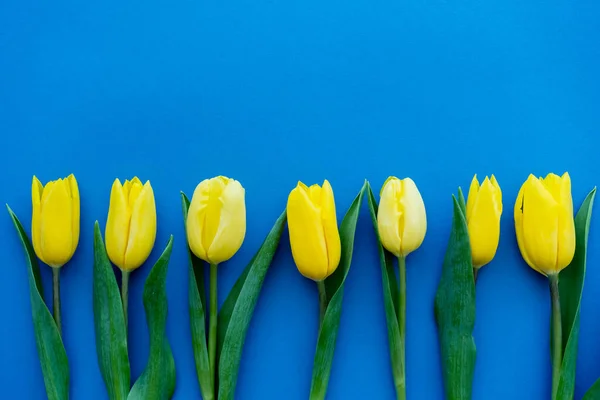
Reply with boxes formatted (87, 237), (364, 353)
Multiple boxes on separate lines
(309, 182), (366, 400)
(365, 184), (403, 394)
(7, 206), (69, 400)
(557, 189), (596, 400)
(128, 237), (176, 400)
(434, 194), (476, 400)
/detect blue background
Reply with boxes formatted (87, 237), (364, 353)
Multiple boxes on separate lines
(1, 0), (599, 398)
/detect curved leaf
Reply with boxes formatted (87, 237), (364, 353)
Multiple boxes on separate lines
(182, 193), (213, 400)
(583, 379), (600, 400)
(7, 206), (69, 400)
(309, 182), (366, 400)
(217, 209), (287, 400)
(556, 188), (596, 400)
(129, 237), (176, 400)
(93, 221), (130, 400)
(434, 195), (476, 400)
(365, 184), (403, 394)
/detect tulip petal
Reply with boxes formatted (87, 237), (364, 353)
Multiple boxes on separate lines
(377, 178), (403, 257)
(320, 180), (341, 276)
(40, 179), (74, 267)
(514, 177), (539, 273)
(31, 176), (44, 262)
(399, 178), (427, 256)
(207, 180), (246, 264)
(187, 180), (210, 261)
(68, 174), (80, 255)
(287, 183), (329, 280)
(201, 177), (227, 253)
(468, 178), (501, 268)
(466, 175), (479, 223)
(522, 176), (559, 274)
(556, 173), (575, 270)
(106, 179), (129, 269)
(123, 181), (156, 270)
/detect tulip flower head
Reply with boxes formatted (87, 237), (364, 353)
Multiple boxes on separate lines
(287, 180), (341, 281)
(377, 177), (427, 258)
(186, 176), (246, 265)
(31, 174), (80, 268)
(514, 172), (575, 276)
(105, 177), (157, 271)
(466, 175), (502, 269)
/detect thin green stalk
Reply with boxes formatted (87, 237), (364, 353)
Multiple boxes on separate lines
(397, 256), (406, 400)
(317, 280), (327, 326)
(549, 274), (562, 400)
(209, 263), (218, 394)
(121, 270), (130, 330)
(52, 267), (62, 335)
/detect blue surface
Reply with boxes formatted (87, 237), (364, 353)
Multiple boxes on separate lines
(1, 0), (600, 398)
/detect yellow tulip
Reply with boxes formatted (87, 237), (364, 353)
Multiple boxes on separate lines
(377, 177), (427, 258)
(32, 174), (80, 267)
(287, 180), (341, 281)
(186, 176), (246, 265)
(466, 175), (503, 269)
(105, 177), (157, 271)
(514, 172), (575, 276)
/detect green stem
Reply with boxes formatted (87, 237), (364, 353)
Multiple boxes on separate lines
(209, 263), (218, 394)
(52, 267), (62, 336)
(550, 274), (562, 400)
(397, 256), (406, 400)
(317, 280), (327, 326)
(121, 270), (130, 331)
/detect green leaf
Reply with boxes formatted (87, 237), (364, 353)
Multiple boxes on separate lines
(93, 221), (131, 400)
(181, 193), (213, 400)
(366, 183), (404, 394)
(556, 188), (596, 400)
(217, 209), (287, 400)
(583, 378), (600, 400)
(434, 195), (476, 400)
(128, 237), (176, 400)
(7, 206), (69, 400)
(457, 187), (467, 216)
(309, 182), (366, 400)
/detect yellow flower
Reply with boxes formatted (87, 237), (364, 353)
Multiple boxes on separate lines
(186, 176), (246, 265)
(105, 177), (157, 271)
(377, 177), (427, 258)
(31, 174), (80, 268)
(514, 173), (575, 276)
(287, 180), (341, 281)
(466, 175), (503, 269)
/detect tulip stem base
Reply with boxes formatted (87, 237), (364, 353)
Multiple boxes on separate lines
(397, 256), (406, 400)
(317, 280), (327, 326)
(473, 267), (479, 283)
(121, 270), (130, 331)
(52, 267), (62, 336)
(209, 263), (218, 392)
(549, 274), (562, 400)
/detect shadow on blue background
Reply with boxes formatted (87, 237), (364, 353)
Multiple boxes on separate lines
(1, 0), (600, 398)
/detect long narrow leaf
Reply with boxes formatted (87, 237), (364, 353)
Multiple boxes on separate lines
(182, 193), (213, 400)
(366, 184), (403, 393)
(583, 379), (600, 400)
(93, 221), (130, 400)
(434, 195), (476, 400)
(128, 237), (176, 400)
(7, 206), (69, 400)
(309, 182), (366, 400)
(217, 209), (287, 400)
(556, 188), (596, 399)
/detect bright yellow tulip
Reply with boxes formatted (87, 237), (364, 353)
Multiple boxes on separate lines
(31, 174), (80, 267)
(287, 180), (341, 281)
(514, 173), (575, 276)
(186, 176), (246, 265)
(377, 177), (427, 258)
(466, 175), (502, 269)
(105, 177), (156, 271)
